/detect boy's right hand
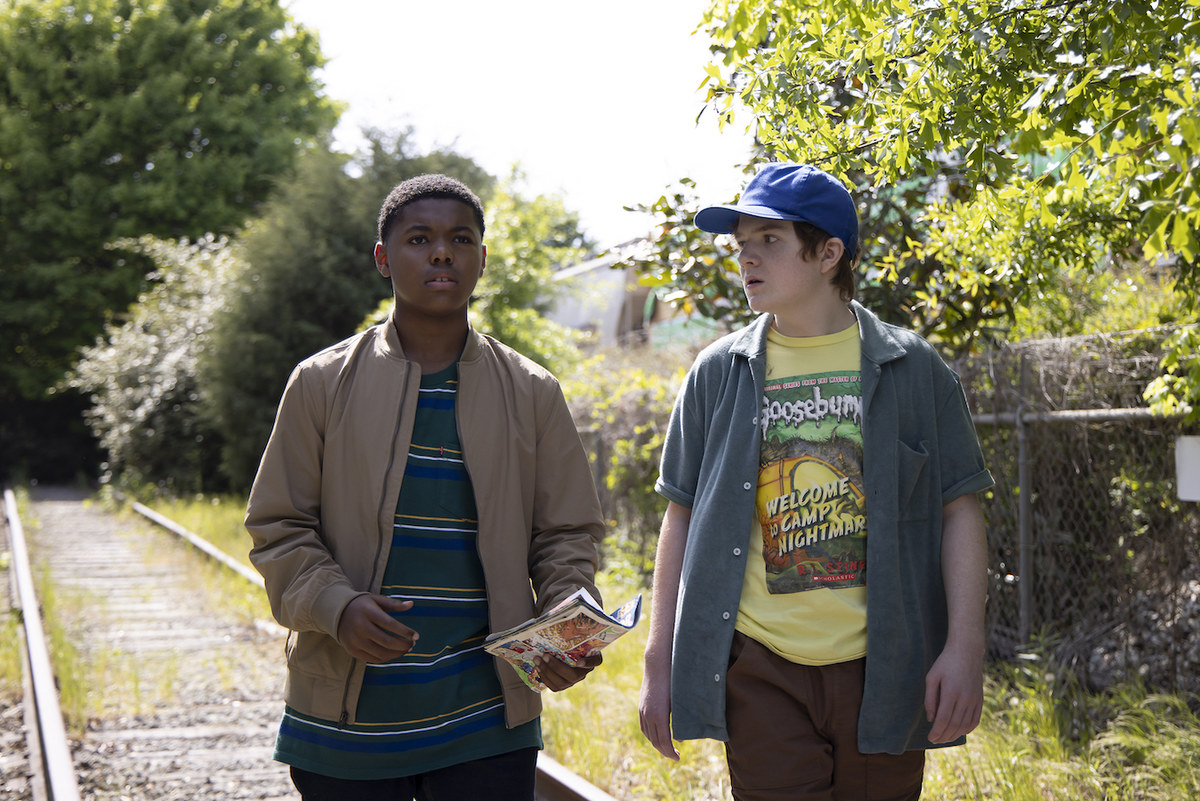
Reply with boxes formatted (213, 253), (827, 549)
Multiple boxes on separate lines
(337, 594), (419, 663)
(639, 666), (680, 761)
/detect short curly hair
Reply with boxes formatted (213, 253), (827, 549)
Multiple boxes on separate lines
(377, 174), (486, 245)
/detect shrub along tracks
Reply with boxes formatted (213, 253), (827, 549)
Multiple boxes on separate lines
(23, 486), (292, 801)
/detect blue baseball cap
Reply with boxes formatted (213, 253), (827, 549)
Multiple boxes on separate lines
(694, 163), (859, 259)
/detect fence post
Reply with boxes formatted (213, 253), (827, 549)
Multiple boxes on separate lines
(1017, 356), (1032, 645)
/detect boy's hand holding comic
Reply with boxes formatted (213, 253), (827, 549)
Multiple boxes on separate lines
(532, 653), (603, 692)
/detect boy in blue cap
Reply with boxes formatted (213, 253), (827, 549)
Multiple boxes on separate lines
(638, 163), (993, 800)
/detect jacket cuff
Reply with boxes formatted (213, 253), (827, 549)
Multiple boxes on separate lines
(312, 583), (367, 641)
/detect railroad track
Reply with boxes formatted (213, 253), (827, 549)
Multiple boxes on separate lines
(2, 486), (617, 801)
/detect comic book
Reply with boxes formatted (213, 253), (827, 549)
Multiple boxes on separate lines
(484, 588), (642, 692)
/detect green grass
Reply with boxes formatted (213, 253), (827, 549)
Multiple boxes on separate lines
(922, 657), (1200, 801)
(37, 570), (105, 733)
(147, 493), (254, 569)
(1, 494), (26, 698)
(20, 491), (275, 730)
(546, 591), (1200, 801)
(134, 494), (1200, 800)
(141, 493), (273, 623)
(2, 489), (101, 731)
(0, 603), (23, 697)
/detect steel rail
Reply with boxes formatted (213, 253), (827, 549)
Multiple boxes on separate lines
(129, 500), (265, 588)
(130, 501), (619, 801)
(535, 753), (620, 801)
(3, 488), (83, 801)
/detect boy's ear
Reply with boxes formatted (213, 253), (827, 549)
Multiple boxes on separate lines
(374, 241), (390, 277)
(480, 244), (487, 275)
(819, 237), (845, 274)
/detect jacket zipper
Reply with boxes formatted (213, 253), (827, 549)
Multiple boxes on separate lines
(455, 360), (511, 727)
(338, 362), (413, 727)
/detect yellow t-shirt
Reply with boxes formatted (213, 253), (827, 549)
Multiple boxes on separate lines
(735, 320), (868, 665)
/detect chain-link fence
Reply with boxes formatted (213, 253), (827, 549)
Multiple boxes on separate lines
(954, 325), (1200, 694)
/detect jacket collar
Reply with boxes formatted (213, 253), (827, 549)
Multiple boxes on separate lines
(851, 300), (907, 367)
(373, 315), (484, 363)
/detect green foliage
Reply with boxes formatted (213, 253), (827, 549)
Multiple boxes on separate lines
(470, 180), (593, 373)
(206, 133), (495, 490)
(66, 236), (240, 494)
(1144, 325), (1200, 421)
(622, 178), (750, 333)
(561, 351), (685, 582)
(622, 171), (1030, 353)
(697, 0), (1200, 407)
(0, 0), (337, 478)
(1009, 264), (1188, 341)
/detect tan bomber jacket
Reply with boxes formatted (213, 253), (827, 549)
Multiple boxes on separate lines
(245, 319), (604, 728)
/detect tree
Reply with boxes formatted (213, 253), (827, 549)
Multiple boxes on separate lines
(204, 132), (496, 490)
(468, 178), (594, 372)
(66, 236), (240, 494)
(622, 178), (750, 336)
(693, 0), (1199, 413)
(0, 0), (337, 478)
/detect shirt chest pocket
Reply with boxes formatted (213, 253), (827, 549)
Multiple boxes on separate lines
(896, 439), (933, 521)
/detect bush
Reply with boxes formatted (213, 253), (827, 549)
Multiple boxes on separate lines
(562, 348), (691, 583)
(66, 236), (238, 495)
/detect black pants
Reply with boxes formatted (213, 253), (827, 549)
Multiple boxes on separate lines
(290, 747), (539, 801)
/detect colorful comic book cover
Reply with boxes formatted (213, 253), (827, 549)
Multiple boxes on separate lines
(484, 589), (642, 691)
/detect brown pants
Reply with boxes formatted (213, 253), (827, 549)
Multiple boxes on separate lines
(724, 633), (925, 801)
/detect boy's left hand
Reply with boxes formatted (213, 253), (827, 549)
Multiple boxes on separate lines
(532, 653), (603, 692)
(924, 644), (984, 743)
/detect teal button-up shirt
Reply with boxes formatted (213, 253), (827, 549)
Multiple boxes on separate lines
(656, 301), (994, 754)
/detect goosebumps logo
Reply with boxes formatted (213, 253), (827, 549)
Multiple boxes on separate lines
(760, 381), (862, 439)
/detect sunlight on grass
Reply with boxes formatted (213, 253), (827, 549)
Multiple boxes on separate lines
(16, 491), (279, 730)
(125, 494), (1200, 801)
(37, 568), (96, 734)
(149, 493), (253, 568)
(923, 658), (1200, 801)
(141, 494), (274, 624)
(0, 611), (19, 696)
(540, 573), (732, 801)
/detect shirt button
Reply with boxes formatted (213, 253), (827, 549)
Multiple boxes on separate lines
(714, 674), (721, 682)
(743, 482), (752, 490)
(733, 547), (742, 556)
(722, 611), (731, 620)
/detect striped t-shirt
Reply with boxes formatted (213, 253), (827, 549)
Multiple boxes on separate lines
(275, 363), (541, 779)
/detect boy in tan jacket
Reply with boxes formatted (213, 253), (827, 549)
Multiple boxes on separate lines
(247, 174), (605, 800)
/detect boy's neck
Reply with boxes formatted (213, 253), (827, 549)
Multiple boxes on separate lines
(770, 301), (856, 338)
(392, 314), (469, 373)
